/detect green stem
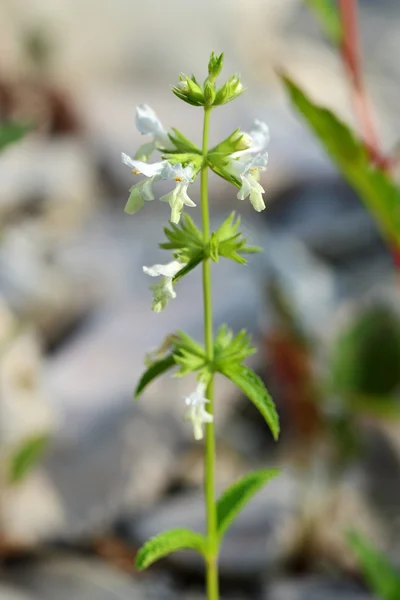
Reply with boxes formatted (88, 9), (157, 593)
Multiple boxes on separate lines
(200, 106), (219, 600)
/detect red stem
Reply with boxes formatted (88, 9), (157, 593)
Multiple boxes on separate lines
(339, 0), (400, 269)
(338, 0), (382, 163)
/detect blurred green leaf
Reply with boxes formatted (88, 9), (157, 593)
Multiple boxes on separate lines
(134, 354), (176, 398)
(217, 468), (279, 540)
(348, 531), (400, 600)
(220, 364), (279, 440)
(8, 434), (49, 483)
(136, 528), (207, 570)
(304, 0), (342, 45)
(331, 305), (400, 399)
(280, 76), (400, 246)
(0, 122), (32, 153)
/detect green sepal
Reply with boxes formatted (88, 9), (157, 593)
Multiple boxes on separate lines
(209, 129), (249, 156)
(8, 433), (49, 483)
(0, 121), (33, 153)
(217, 468), (280, 540)
(220, 364), (280, 440)
(160, 214), (205, 263)
(134, 354), (176, 398)
(203, 80), (216, 107)
(280, 75), (400, 246)
(136, 528), (207, 571)
(214, 324), (256, 369)
(162, 153), (203, 172)
(167, 128), (202, 154)
(173, 331), (207, 376)
(305, 0), (342, 46)
(209, 232), (219, 262)
(348, 531), (400, 600)
(172, 74), (205, 107)
(208, 51), (224, 80)
(212, 212), (261, 264)
(214, 75), (245, 106)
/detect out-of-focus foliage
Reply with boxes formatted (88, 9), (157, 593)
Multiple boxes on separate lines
(0, 122), (32, 154)
(280, 76), (400, 247)
(349, 531), (400, 600)
(331, 304), (400, 418)
(8, 434), (49, 483)
(304, 0), (342, 45)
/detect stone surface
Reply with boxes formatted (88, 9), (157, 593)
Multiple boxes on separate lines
(264, 576), (372, 600)
(5, 555), (176, 600)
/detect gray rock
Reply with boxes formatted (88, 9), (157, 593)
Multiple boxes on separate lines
(130, 472), (297, 578)
(264, 576), (372, 600)
(5, 555), (176, 600)
(0, 586), (34, 600)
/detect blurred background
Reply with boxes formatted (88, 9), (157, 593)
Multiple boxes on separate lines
(0, 0), (400, 598)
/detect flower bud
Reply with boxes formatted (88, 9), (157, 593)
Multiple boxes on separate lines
(203, 80), (216, 107)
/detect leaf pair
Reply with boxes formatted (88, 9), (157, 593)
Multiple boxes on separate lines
(135, 326), (280, 441)
(136, 468), (279, 570)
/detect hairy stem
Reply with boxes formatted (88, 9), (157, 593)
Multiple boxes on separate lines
(200, 106), (219, 600)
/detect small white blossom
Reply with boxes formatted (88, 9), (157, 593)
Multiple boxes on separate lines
(135, 104), (172, 160)
(160, 163), (196, 224)
(229, 153), (268, 212)
(121, 153), (168, 214)
(143, 259), (184, 312)
(232, 119), (270, 158)
(184, 380), (213, 440)
(122, 154), (196, 221)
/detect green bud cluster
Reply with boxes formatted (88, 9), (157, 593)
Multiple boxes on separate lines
(172, 52), (245, 109)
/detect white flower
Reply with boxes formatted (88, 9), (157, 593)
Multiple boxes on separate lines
(232, 119), (270, 158)
(142, 259), (184, 312)
(184, 381), (213, 440)
(135, 104), (171, 160)
(160, 163), (196, 224)
(121, 153), (168, 214)
(229, 153), (268, 212)
(122, 154), (196, 221)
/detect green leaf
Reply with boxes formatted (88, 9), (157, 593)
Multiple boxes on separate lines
(168, 128), (202, 154)
(136, 528), (207, 570)
(221, 364), (280, 440)
(8, 434), (49, 483)
(135, 354), (176, 398)
(217, 468), (280, 539)
(0, 122), (32, 153)
(304, 0), (342, 45)
(281, 76), (400, 246)
(348, 531), (400, 600)
(330, 304), (400, 398)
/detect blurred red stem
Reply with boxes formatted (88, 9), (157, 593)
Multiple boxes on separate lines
(339, 0), (400, 269)
(338, 0), (381, 164)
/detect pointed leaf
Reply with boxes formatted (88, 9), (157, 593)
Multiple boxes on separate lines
(348, 531), (400, 600)
(8, 434), (49, 483)
(221, 364), (279, 440)
(135, 354), (176, 398)
(304, 0), (342, 45)
(281, 76), (400, 245)
(136, 528), (207, 570)
(217, 468), (279, 539)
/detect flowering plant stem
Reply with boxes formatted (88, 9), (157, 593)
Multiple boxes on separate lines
(200, 106), (220, 600)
